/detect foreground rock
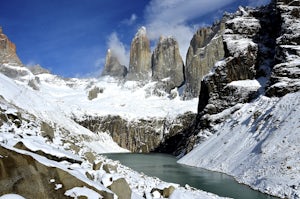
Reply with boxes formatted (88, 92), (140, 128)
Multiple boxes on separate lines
(152, 36), (184, 93)
(0, 146), (114, 199)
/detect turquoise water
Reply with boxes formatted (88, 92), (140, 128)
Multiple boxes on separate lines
(105, 153), (278, 199)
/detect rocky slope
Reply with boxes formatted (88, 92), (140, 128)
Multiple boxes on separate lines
(177, 1), (300, 198)
(0, 71), (217, 199)
(1, 0), (299, 198)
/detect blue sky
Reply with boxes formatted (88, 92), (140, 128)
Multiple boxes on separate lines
(0, 0), (270, 77)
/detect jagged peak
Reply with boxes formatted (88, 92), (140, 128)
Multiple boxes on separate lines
(238, 6), (249, 16)
(135, 26), (147, 38)
(158, 35), (176, 43)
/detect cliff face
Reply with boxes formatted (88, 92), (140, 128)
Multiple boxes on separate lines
(266, 0), (300, 96)
(152, 36), (184, 92)
(75, 112), (196, 153)
(127, 27), (152, 80)
(184, 22), (225, 99)
(102, 49), (127, 78)
(161, 2), (285, 155)
(0, 27), (22, 67)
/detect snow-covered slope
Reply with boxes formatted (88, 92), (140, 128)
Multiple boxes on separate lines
(179, 92), (300, 198)
(33, 74), (198, 120)
(0, 70), (222, 199)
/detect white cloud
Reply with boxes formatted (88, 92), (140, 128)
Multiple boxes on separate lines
(107, 32), (129, 67)
(122, 14), (138, 25)
(144, 0), (236, 61)
(247, 0), (271, 7)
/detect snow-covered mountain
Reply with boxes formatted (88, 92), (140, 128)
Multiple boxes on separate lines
(178, 0), (300, 198)
(0, 0), (299, 198)
(0, 26), (212, 199)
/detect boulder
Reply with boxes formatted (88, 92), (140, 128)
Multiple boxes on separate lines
(108, 178), (132, 199)
(152, 36), (184, 93)
(88, 86), (103, 100)
(0, 146), (114, 199)
(103, 163), (117, 174)
(127, 27), (152, 80)
(40, 122), (55, 141)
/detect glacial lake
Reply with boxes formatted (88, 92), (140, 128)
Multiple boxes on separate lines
(104, 153), (278, 199)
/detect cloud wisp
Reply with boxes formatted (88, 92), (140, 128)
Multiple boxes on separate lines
(107, 32), (130, 67)
(122, 14), (138, 26)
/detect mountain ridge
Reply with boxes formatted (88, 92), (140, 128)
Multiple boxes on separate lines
(0, 0), (299, 198)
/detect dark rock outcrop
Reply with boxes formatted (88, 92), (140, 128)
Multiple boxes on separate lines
(197, 5), (277, 114)
(183, 22), (225, 99)
(152, 36), (184, 93)
(266, 0), (300, 96)
(166, 3), (284, 156)
(127, 27), (152, 80)
(75, 112), (196, 153)
(102, 49), (127, 78)
(0, 146), (114, 199)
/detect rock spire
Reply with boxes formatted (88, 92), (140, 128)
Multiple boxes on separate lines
(127, 26), (152, 80)
(152, 36), (184, 92)
(102, 49), (127, 78)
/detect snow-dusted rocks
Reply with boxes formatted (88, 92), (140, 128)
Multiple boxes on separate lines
(266, 0), (300, 96)
(179, 92), (300, 198)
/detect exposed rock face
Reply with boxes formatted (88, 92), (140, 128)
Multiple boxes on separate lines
(128, 27), (152, 80)
(0, 27), (22, 67)
(163, 3), (283, 156)
(266, 0), (300, 96)
(102, 49), (127, 78)
(27, 64), (50, 75)
(75, 112), (196, 153)
(152, 36), (184, 92)
(0, 27), (28, 78)
(184, 22), (225, 99)
(0, 146), (114, 199)
(197, 6), (274, 114)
